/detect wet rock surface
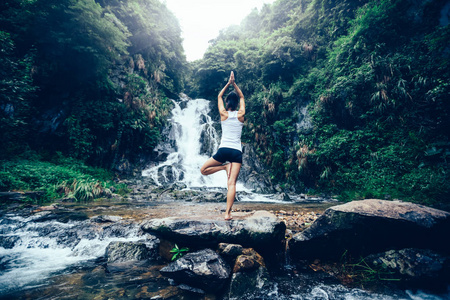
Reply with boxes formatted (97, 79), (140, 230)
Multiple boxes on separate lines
(289, 199), (450, 260)
(105, 239), (159, 263)
(239, 144), (273, 193)
(233, 248), (265, 273)
(366, 248), (450, 280)
(159, 248), (231, 292)
(141, 210), (286, 251)
(228, 266), (271, 300)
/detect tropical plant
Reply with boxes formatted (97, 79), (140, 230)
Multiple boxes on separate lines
(170, 244), (189, 261)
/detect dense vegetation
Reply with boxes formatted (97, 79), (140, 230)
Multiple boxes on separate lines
(1, 0), (449, 206)
(189, 0), (450, 206)
(0, 0), (186, 201)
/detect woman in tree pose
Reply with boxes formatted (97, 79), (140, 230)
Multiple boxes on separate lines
(200, 71), (245, 220)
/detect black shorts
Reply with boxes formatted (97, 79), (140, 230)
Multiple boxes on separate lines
(213, 147), (243, 164)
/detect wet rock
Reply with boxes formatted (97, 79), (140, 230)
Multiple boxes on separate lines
(0, 236), (20, 249)
(289, 199), (450, 260)
(276, 192), (292, 202)
(159, 239), (177, 261)
(239, 144), (273, 193)
(32, 210), (89, 223)
(82, 265), (107, 285)
(159, 248), (231, 292)
(366, 248), (450, 280)
(179, 100), (189, 110)
(200, 123), (218, 156)
(177, 283), (206, 295)
(192, 191), (226, 203)
(135, 285), (181, 299)
(100, 222), (141, 239)
(242, 171), (273, 193)
(32, 203), (59, 212)
(105, 239), (159, 263)
(170, 182), (187, 190)
(217, 243), (244, 258)
(233, 248), (265, 273)
(90, 215), (123, 223)
(141, 210), (286, 251)
(228, 266), (271, 300)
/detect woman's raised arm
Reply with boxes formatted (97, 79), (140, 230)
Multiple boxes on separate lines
(233, 79), (245, 119)
(218, 72), (234, 118)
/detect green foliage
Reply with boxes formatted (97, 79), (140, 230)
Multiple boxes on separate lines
(339, 251), (400, 286)
(0, 0), (187, 170)
(190, 0), (450, 206)
(170, 244), (189, 261)
(0, 30), (37, 158)
(0, 154), (127, 203)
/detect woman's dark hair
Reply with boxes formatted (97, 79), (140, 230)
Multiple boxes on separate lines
(225, 91), (239, 111)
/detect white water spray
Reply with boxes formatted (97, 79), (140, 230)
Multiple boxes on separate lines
(142, 98), (228, 188)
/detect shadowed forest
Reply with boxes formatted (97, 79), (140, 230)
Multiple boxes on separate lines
(1, 0), (449, 207)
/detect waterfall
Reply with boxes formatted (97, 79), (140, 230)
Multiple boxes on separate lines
(142, 98), (228, 188)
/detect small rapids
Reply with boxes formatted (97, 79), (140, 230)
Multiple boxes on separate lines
(0, 209), (144, 296)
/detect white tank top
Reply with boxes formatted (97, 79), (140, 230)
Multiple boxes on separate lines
(219, 110), (244, 151)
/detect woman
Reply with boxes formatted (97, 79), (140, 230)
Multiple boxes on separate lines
(200, 71), (245, 220)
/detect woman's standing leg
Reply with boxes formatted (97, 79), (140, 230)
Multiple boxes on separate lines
(224, 162), (241, 220)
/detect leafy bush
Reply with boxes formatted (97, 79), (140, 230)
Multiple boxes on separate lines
(0, 155), (127, 203)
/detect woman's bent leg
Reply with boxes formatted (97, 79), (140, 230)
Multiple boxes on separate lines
(225, 162), (241, 220)
(200, 157), (225, 175)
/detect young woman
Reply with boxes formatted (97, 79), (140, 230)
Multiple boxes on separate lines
(200, 71), (245, 220)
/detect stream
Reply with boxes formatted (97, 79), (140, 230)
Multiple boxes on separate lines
(1, 98), (449, 299)
(1, 200), (447, 299)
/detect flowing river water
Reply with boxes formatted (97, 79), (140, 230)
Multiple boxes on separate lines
(1, 98), (448, 299)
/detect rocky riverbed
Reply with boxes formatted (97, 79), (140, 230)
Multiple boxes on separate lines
(1, 185), (449, 299)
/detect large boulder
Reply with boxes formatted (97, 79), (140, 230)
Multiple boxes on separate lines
(159, 248), (231, 292)
(141, 210), (286, 253)
(105, 239), (159, 263)
(289, 199), (450, 260)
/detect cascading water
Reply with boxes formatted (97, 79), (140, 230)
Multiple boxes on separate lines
(142, 98), (228, 188)
(0, 211), (144, 296)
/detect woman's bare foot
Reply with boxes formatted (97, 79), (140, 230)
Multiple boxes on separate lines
(224, 214), (233, 220)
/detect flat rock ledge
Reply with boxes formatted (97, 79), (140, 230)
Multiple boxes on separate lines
(289, 199), (450, 260)
(140, 210), (286, 251)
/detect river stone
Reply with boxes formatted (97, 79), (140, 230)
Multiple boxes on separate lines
(218, 243), (244, 258)
(159, 248), (231, 292)
(105, 239), (159, 263)
(366, 248), (450, 279)
(233, 248), (265, 273)
(141, 210), (286, 251)
(289, 199), (450, 260)
(228, 266), (271, 300)
(0, 236), (20, 249)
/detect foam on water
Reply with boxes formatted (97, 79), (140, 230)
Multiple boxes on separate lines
(0, 215), (142, 294)
(142, 98), (227, 188)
